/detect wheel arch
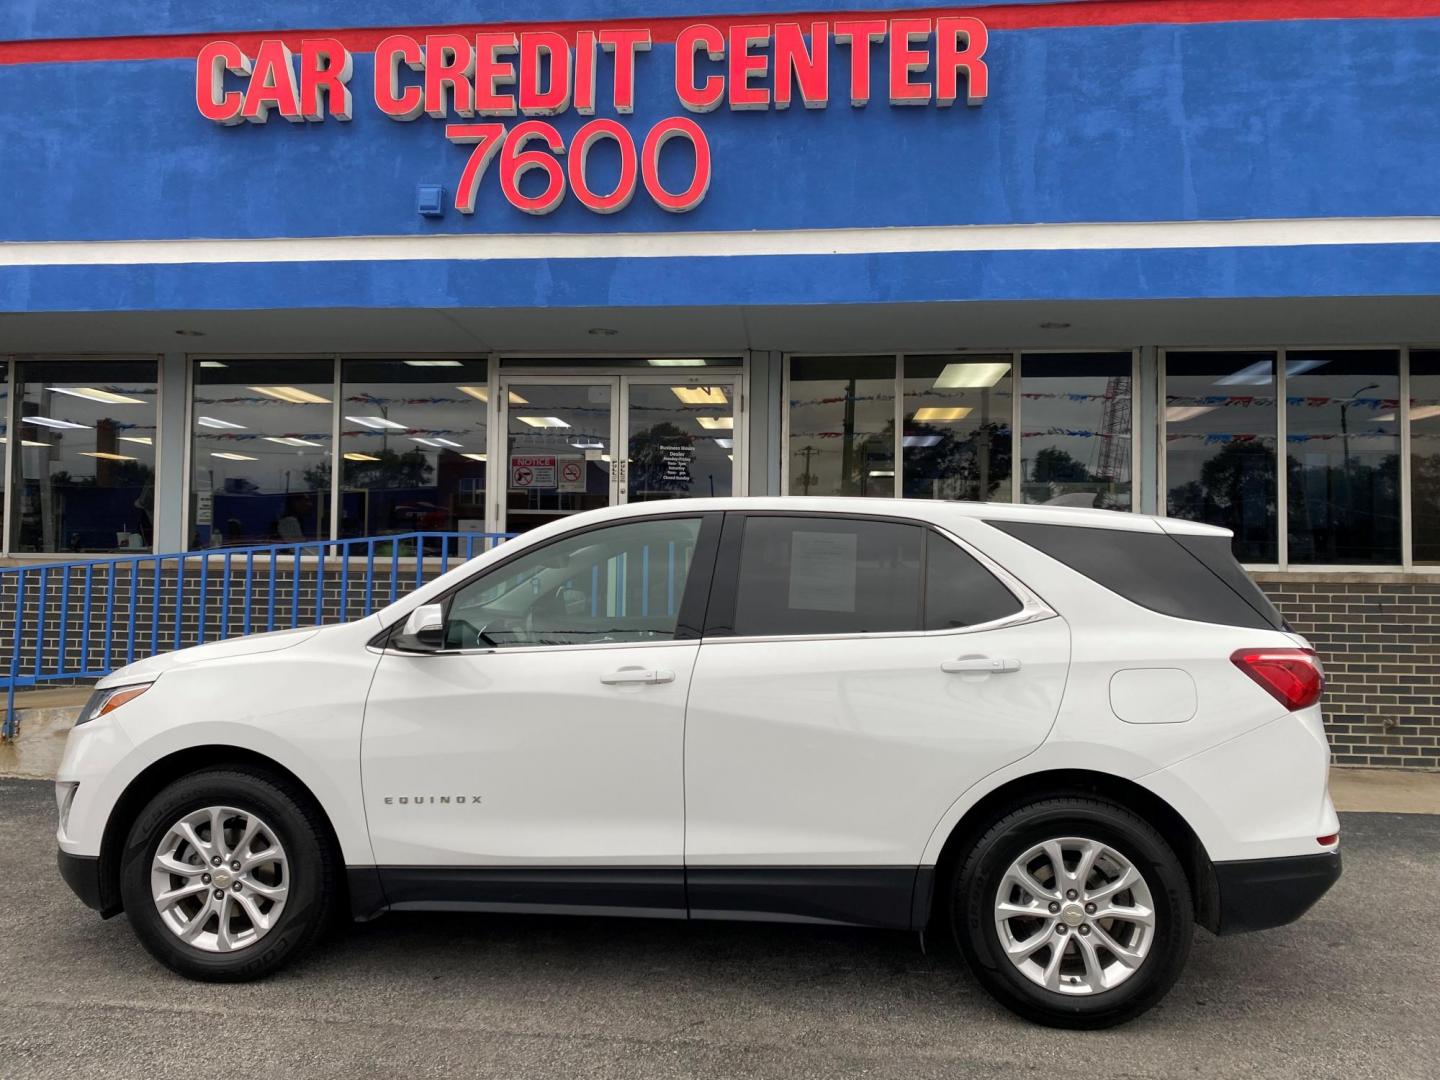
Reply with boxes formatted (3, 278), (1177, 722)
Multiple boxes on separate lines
(94, 744), (347, 919)
(919, 769), (1221, 934)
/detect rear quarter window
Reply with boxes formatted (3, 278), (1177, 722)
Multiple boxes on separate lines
(986, 520), (1286, 631)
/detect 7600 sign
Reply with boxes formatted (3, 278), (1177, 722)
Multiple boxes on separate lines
(447, 117), (711, 216)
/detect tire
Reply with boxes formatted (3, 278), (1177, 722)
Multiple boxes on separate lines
(118, 767), (338, 982)
(949, 796), (1193, 1029)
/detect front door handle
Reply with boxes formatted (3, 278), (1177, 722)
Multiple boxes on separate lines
(600, 667), (675, 685)
(941, 657), (1021, 675)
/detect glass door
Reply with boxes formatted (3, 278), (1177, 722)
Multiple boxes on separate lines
(500, 377), (619, 534)
(498, 372), (743, 534)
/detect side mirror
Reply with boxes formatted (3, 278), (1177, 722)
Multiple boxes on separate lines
(392, 603), (446, 653)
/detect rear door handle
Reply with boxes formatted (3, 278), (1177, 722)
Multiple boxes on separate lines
(941, 657), (1021, 674)
(600, 667), (675, 685)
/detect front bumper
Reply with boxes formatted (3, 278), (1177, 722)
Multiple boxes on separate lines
(1212, 850), (1341, 935)
(57, 849), (120, 917)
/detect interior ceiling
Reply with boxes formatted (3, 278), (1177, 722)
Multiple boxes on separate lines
(2, 297), (1439, 356)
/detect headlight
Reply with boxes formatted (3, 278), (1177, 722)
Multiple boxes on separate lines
(75, 682), (152, 727)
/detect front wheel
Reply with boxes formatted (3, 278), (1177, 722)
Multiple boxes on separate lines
(950, 797), (1193, 1028)
(118, 768), (337, 981)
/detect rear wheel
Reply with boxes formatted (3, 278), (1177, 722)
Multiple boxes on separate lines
(118, 768), (336, 981)
(950, 797), (1193, 1028)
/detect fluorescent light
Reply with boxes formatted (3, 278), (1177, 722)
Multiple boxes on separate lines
(0, 437), (49, 447)
(903, 434), (942, 448)
(404, 360), (463, 367)
(516, 416), (570, 428)
(1213, 361), (1274, 386)
(671, 386), (728, 405)
(199, 361), (227, 368)
(343, 452), (381, 462)
(197, 416), (246, 430)
(508, 391), (529, 405)
(1165, 405), (1217, 423)
(648, 358), (708, 367)
(913, 407), (973, 422)
(263, 436), (323, 447)
(712, 437), (733, 449)
(932, 362), (1011, 389)
(570, 440), (606, 449)
(79, 451), (137, 462)
(456, 387), (529, 405)
(430, 437), (463, 448)
(1285, 359), (1330, 378)
(211, 451), (256, 461)
(249, 386), (331, 404)
(696, 417), (733, 430)
(410, 437), (445, 448)
(462, 453), (488, 462)
(868, 469), (896, 478)
(47, 386), (147, 405)
(1377, 405), (1440, 423)
(119, 436), (154, 446)
(24, 416), (90, 430)
(346, 415), (406, 431)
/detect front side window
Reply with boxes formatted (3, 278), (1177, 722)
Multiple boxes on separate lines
(444, 517), (702, 649)
(731, 516), (923, 636)
(924, 532), (1024, 629)
(190, 359), (335, 548)
(13, 359), (159, 553)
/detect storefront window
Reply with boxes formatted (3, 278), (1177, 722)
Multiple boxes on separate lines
(190, 359), (334, 548)
(338, 359), (489, 538)
(11, 359), (159, 553)
(1286, 350), (1401, 565)
(1164, 351), (1279, 564)
(1408, 350), (1440, 564)
(787, 356), (896, 497)
(902, 354), (1012, 502)
(1020, 353), (1131, 509)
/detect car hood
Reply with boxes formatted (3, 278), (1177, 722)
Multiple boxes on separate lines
(97, 625), (323, 686)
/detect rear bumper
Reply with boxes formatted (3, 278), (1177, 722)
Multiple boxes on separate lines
(57, 849), (120, 917)
(1212, 850), (1341, 935)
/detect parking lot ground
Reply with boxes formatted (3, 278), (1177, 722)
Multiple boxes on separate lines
(2, 776), (1437, 1080)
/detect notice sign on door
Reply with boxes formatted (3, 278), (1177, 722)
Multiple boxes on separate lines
(510, 455), (558, 489)
(558, 458), (587, 493)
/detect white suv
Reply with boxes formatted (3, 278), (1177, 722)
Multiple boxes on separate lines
(55, 498), (1339, 1028)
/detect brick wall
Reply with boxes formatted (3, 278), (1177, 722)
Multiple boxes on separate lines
(1256, 573), (1440, 771)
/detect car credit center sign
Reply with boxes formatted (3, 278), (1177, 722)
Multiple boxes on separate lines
(194, 16), (989, 217)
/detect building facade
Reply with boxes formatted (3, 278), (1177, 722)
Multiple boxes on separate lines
(2, 1), (1439, 766)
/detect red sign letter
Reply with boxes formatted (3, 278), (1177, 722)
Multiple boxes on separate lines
(888, 18), (932, 106)
(774, 22), (829, 111)
(519, 32), (572, 116)
(935, 18), (989, 106)
(425, 34), (475, 118)
(642, 117), (711, 213)
(727, 24), (771, 111)
(475, 33), (519, 116)
(195, 41), (251, 125)
(574, 29), (598, 114)
(675, 24), (725, 113)
(599, 28), (651, 114)
(833, 20), (885, 107)
(374, 35), (423, 120)
(241, 39), (302, 123)
(299, 38), (353, 121)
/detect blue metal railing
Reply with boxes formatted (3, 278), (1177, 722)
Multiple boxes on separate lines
(0, 531), (513, 736)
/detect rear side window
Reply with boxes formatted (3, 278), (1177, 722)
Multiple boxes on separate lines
(987, 520), (1286, 631)
(925, 532), (1024, 630)
(731, 517), (922, 636)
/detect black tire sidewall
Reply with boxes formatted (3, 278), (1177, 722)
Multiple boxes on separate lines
(952, 799), (1193, 1028)
(118, 769), (332, 981)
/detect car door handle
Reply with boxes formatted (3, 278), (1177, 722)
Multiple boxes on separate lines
(941, 657), (1022, 674)
(600, 668), (675, 686)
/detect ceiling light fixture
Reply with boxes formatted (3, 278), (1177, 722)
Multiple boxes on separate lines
(648, 358), (706, 367)
(0, 437), (50, 447)
(1165, 405), (1217, 423)
(570, 439), (606, 450)
(671, 386), (729, 406)
(696, 416), (733, 430)
(263, 436), (323, 447)
(462, 453), (488, 462)
(211, 451), (257, 461)
(248, 386), (331, 405)
(902, 434), (942, 448)
(23, 416), (91, 430)
(869, 469), (896, 478)
(46, 386), (147, 405)
(712, 437), (734, 449)
(932, 362), (1011, 390)
(119, 436), (154, 445)
(346, 415), (407, 431)
(79, 451), (137, 462)
(343, 452), (381, 462)
(199, 360), (227, 368)
(404, 360), (464, 367)
(197, 416), (246, 430)
(913, 406), (974, 422)
(516, 416), (571, 428)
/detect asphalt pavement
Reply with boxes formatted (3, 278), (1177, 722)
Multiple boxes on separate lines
(1, 777), (1436, 1080)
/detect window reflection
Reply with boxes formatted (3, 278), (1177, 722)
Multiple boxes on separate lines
(13, 359), (158, 553)
(902, 355), (1012, 502)
(190, 359), (334, 548)
(339, 359), (488, 539)
(1165, 351), (1278, 564)
(1020, 353), (1132, 509)
(787, 356), (896, 497)
(626, 382), (735, 503)
(1286, 350), (1400, 565)
(1411, 350), (1440, 564)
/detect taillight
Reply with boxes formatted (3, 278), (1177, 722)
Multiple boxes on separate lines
(1230, 648), (1325, 711)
